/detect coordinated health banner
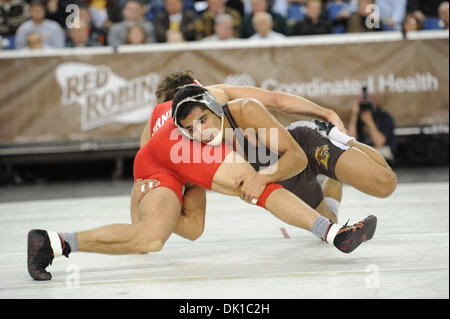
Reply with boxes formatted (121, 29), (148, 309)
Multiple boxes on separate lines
(0, 37), (448, 144)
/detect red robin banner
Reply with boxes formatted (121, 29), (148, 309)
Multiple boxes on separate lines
(0, 36), (448, 144)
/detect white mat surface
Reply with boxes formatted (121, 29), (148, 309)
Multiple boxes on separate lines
(0, 182), (448, 299)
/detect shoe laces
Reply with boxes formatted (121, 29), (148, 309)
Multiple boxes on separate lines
(339, 219), (364, 234)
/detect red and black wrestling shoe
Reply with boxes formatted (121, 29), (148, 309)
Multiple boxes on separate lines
(331, 215), (377, 254)
(27, 229), (70, 280)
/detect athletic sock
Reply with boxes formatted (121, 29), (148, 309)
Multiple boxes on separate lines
(328, 126), (355, 145)
(59, 232), (78, 253)
(311, 216), (341, 243)
(311, 216), (332, 241)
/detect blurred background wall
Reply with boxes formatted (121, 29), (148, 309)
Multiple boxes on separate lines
(0, 0), (448, 184)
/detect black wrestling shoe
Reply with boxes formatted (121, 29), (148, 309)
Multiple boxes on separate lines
(27, 229), (71, 281)
(314, 120), (334, 135)
(333, 215), (377, 254)
(27, 229), (54, 280)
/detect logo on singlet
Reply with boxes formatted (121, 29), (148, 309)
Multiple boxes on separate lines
(315, 144), (330, 170)
(152, 109), (172, 136)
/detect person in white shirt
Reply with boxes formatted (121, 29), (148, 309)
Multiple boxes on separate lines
(202, 13), (237, 41)
(249, 11), (286, 40)
(107, 0), (155, 46)
(14, 0), (65, 49)
(376, 0), (407, 30)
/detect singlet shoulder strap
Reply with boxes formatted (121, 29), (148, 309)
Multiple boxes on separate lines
(222, 103), (238, 130)
(222, 103), (280, 172)
(222, 103), (248, 146)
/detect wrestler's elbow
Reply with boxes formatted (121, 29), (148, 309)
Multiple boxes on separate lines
(272, 91), (288, 111)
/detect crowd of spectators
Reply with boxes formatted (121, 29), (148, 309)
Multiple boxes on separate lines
(0, 0), (448, 50)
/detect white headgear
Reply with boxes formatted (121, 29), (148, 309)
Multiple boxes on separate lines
(172, 87), (224, 146)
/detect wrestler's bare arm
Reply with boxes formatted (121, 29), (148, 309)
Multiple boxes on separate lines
(208, 85), (346, 132)
(235, 98), (308, 183)
(141, 84), (344, 147)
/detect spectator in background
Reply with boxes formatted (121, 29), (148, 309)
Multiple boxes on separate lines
(139, 0), (169, 22)
(328, 0), (358, 33)
(375, 0), (407, 30)
(438, 1), (449, 28)
(347, 89), (397, 163)
(241, 0), (287, 38)
(24, 31), (46, 49)
(154, 0), (196, 42)
(286, 0), (307, 12)
(346, 0), (382, 32)
(202, 12), (237, 40)
(248, 0), (289, 18)
(66, 19), (99, 46)
(45, 0), (69, 28)
(291, 0), (332, 35)
(107, 0), (155, 46)
(285, 0), (309, 25)
(0, 34), (8, 48)
(407, 0), (446, 23)
(0, 0), (29, 37)
(87, 0), (123, 29)
(227, 0), (245, 16)
(287, 0), (306, 5)
(402, 12), (422, 32)
(15, 0), (65, 49)
(195, 0), (241, 40)
(126, 23), (147, 43)
(249, 10), (286, 38)
(89, 0), (109, 28)
(165, 27), (183, 41)
(77, 2), (108, 45)
(271, 0), (289, 17)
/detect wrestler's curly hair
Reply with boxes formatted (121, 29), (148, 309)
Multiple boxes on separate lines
(156, 71), (196, 103)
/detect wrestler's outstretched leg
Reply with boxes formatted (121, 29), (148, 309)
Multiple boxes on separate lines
(77, 187), (181, 254)
(211, 152), (377, 254)
(27, 187), (181, 280)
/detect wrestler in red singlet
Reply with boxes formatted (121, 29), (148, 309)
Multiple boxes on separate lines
(133, 101), (233, 205)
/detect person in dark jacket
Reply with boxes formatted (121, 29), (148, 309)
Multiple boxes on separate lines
(347, 90), (397, 163)
(346, 0), (383, 33)
(154, 0), (197, 42)
(291, 0), (333, 36)
(0, 0), (29, 37)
